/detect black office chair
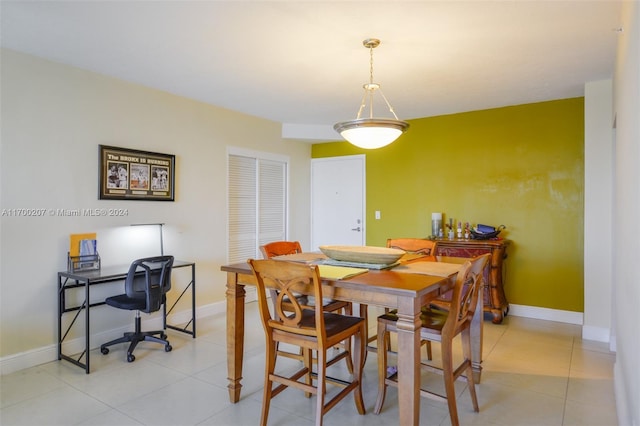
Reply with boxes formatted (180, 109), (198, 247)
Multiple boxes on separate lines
(100, 255), (174, 362)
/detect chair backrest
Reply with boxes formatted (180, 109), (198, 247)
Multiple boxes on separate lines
(260, 241), (303, 259)
(442, 253), (490, 336)
(386, 238), (437, 255)
(125, 255), (174, 313)
(248, 259), (328, 343)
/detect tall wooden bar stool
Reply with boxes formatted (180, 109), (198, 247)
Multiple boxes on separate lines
(248, 258), (366, 426)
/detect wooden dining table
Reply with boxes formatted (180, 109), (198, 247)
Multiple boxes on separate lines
(221, 255), (484, 426)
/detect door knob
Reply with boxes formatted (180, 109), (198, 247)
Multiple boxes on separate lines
(351, 227), (361, 232)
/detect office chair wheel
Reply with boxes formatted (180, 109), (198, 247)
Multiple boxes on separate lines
(100, 346), (109, 355)
(127, 353), (135, 362)
(165, 344), (172, 352)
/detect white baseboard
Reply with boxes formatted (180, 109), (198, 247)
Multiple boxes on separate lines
(0, 345), (59, 376)
(582, 324), (611, 343)
(508, 303), (584, 325)
(0, 323), (138, 376)
(509, 303), (611, 344)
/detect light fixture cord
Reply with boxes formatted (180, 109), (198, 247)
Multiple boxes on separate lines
(379, 89), (400, 120)
(369, 43), (375, 87)
(367, 44), (375, 119)
(354, 41), (401, 121)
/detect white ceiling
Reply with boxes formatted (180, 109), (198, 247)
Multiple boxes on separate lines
(0, 1), (625, 140)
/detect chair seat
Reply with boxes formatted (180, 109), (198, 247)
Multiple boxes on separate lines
(379, 309), (447, 335)
(277, 310), (364, 338)
(105, 294), (146, 311)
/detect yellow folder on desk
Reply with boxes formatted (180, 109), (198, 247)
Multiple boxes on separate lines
(318, 265), (368, 280)
(69, 233), (96, 257)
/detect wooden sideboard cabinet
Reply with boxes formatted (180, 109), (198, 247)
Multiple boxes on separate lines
(434, 238), (510, 323)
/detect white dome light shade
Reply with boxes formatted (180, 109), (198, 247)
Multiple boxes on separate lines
(334, 118), (410, 149)
(334, 38), (410, 149)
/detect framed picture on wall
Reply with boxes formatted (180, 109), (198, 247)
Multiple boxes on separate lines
(99, 145), (175, 201)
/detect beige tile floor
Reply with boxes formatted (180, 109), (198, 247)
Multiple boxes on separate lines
(1, 302), (618, 425)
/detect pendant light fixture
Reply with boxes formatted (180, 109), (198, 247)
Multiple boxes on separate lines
(334, 38), (409, 149)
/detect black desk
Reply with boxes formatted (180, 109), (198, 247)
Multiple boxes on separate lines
(57, 260), (196, 373)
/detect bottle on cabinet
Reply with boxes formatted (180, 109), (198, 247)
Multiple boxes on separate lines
(447, 218), (454, 240)
(435, 214), (473, 240)
(431, 212), (442, 239)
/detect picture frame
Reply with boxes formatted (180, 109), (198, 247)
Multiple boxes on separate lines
(99, 145), (175, 201)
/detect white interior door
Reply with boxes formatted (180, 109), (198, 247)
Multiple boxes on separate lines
(311, 155), (365, 250)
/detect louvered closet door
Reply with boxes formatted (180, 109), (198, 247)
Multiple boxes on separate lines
(257, 159), (286, 249)
(228, 151), (287, 263)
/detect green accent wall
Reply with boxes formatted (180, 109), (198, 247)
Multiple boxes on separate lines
(312, 98), (584, 312)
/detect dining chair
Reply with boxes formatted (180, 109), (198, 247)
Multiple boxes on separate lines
(388, 237), (465, 326)
(248, 258), (366, 426)
(374, 253), (491, 426)
(260, 241), (354, 366)
(386, 237), (438, 255)
(100, 255), (174, 362)
(260, 241), (309, 309)
(260, 241), (352, 314)
(383, 237), (440, 359)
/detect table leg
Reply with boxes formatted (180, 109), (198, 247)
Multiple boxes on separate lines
(395, 299), (421, 426)
(191, 264), (196, 338)
(470, 284), (484, 383)
(85, 278), (90, 374)
(226, 272), (246, 403)
(58, 276), (63, 361)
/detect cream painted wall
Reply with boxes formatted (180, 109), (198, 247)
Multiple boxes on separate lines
(612, 2), (640, 425)
(0, 49), (312, 359)
(583, 79), (613, 343)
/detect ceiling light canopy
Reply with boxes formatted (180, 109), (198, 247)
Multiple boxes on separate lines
(334, 38), (409, 149)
